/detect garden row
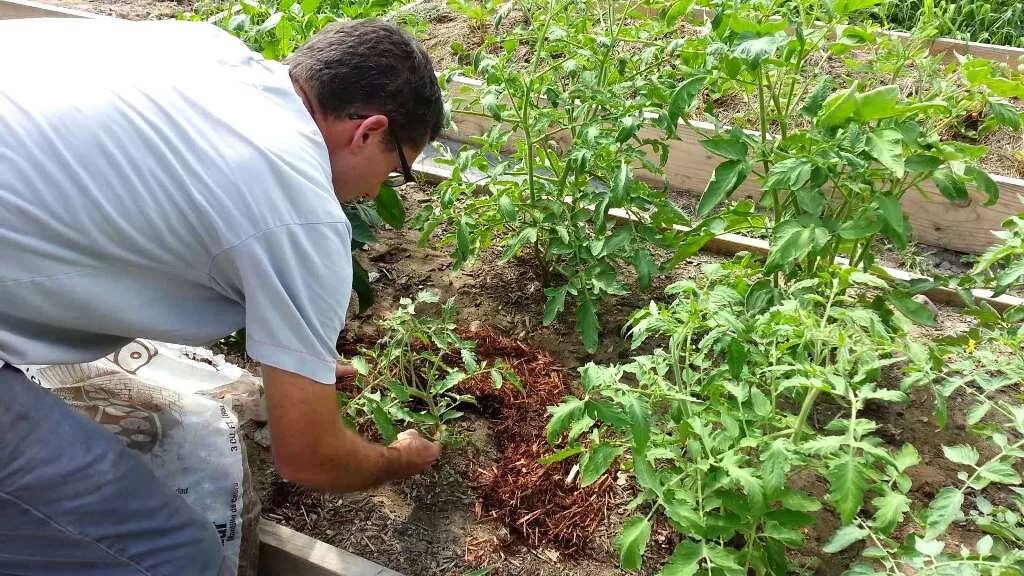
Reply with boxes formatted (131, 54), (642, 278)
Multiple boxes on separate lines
(395, 1), (1024, 574)
(182, 0), (1024, 572)
(16, 0), (1024, 572)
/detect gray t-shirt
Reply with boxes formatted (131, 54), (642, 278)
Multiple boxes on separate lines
(0, 19), (351, 384)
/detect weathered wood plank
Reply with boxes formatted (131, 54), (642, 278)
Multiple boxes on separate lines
(0, 0), (101, 19)
(259, 520), (406, 576)
(413, 150), (1024, 312)
(444, 75), (1024, 255)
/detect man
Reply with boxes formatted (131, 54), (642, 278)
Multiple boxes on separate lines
(0, 16), (444, 575)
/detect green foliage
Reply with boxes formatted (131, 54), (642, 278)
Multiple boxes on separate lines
(686, 0), (1000, 281)
(877, 0), (1024, 48)
(186, 0), (410, 59)
(544, 256), (943, 574)
(971, 212), (1024, 297)
(416, 0), (758, 353)
(543, 251), (1024, 573)
(341, 290), (514, 440)
(446, 0), (501, 29)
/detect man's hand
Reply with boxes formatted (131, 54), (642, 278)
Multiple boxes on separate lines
(387, 429), (441, 476)
(335, 360), (358, 379)
(263, 365), (441, 492)
(335, 360), (357, 391)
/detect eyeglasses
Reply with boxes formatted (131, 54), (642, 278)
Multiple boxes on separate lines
(348, 113), (416, 187)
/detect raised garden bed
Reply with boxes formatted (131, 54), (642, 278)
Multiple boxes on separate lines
(9, 0), (1024, 574)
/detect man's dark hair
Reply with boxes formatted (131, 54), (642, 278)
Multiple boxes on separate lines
(286, 19), (444, 149)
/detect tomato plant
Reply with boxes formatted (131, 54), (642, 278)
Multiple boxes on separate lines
(547, 255), (1024, 574)
(343, 291), (515, 441)
(416, 0), (758, 352)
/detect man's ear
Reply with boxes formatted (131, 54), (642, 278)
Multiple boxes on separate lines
(350, 114), (390, 151)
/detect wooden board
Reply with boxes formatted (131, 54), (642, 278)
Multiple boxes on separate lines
(412, 152), (1024, 312)
(444, 75), (1024, 255)
(0, 0), (101, 19)
(259, 520), (406, 576)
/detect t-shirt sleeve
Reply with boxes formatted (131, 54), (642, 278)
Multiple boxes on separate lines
(209, 222), (352, 384)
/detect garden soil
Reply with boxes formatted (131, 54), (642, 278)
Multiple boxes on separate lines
(242, 183), (989, 576)
(41, 0), (193, 19)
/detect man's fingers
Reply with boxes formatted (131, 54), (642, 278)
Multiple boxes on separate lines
(335, 361), (358, 379)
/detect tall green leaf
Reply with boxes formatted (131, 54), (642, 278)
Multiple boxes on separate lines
(725, 465), (766, 513)
(871, 492), (910, 535)
(661, 541), (702, 576)
(817, 84), (859, 129)
(876, 195), (908, 246)
(697, 159), (749, 217)
(762, 440), (792, 498)
(765, 220), (828, 274)
(942, 444), (980, 467)
(546, 397), (585, 443)
(577, 299), (600, 353)
(632, 249), (657, 290)
(932, 168), (968, 203)
(732, 32), (789, 69)
(856, 85), (900, 120)
(889, 293), (937, 326)
(988, 99), (1023, 131)
(701, 136), (748, 160)
(865, 129), (905, 178)
(966, 166), (999, 206)
(351, 257), (374, 313)
(822, 525), (869, 553)
(627, 397), (651, 453)
(668, 76), (707, 127)
(580, 443), (622, 487)
(543, 285), (569, 325)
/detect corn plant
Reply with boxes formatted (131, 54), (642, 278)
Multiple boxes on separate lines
(343, 290), (514, 441)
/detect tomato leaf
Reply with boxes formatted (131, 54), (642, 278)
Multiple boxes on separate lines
(697, 159), (749, 217)
(924, 487), (964, 540)
(822, 525), (869, 553)
(617, 516), (651, 571)
(576, 299), (600, 353)
(826, 454), (867, 524)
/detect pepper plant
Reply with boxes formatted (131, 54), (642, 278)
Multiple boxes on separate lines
(416, 0), (746, 352)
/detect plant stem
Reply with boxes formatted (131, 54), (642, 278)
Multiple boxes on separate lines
(791, 388), (821, 442)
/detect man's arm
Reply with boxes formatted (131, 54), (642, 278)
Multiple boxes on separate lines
(262, 365), (440, 492)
